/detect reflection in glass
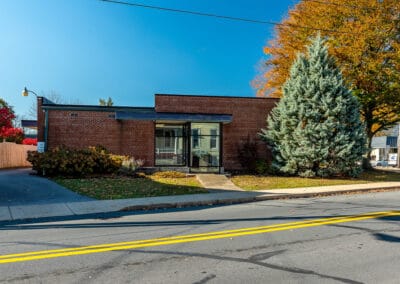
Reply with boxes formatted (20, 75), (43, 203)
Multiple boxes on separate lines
(190, 123), (220, 169)
(155, 124), (187, 166)
(191, 123), (220, 136)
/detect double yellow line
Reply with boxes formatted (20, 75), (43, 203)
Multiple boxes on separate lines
(1, 210), (399, 264)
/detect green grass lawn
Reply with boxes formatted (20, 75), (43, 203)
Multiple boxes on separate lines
(231, 170), (400, 191)
(53, 175), (207, 200)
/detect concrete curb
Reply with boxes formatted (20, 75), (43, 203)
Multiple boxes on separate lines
(2, 183), (400, 222)
(120, 185), (400, 212)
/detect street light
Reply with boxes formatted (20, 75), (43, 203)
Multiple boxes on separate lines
(22, 87), (38, 98)
(22, 87), (46, 153)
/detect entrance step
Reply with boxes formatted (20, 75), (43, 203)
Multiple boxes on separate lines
(196, 174), (243, 191)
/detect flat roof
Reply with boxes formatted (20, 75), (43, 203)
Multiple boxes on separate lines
(155, 93), (279, 100)
(115, 111), (232, 124)
(21, 120), (37, 128)
(40, 93), (278, 113)
(42, 104), (155, 113)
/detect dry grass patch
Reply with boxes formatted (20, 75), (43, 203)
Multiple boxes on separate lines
(231, 170), (400, 191)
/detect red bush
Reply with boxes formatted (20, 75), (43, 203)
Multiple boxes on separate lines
(22, 138), (38, 146)
(0, 127), (24, 143)
(0, 107), (15, 128)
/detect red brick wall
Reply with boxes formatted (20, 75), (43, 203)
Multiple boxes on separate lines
(46, 110), (154, 166)
(41, 95), (277, 171)
(155, 95), (278, 171)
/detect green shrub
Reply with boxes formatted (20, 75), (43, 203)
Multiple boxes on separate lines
(151, 171), (187, 178)
(237, 137), (258, 173)
(27, 146), (124, 177)
(237, 137), (274, 175)
(362, 157), (373, 170)
(255, 159), (270, 175)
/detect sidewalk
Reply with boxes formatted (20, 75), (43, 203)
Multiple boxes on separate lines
(1, 180), (400, 222)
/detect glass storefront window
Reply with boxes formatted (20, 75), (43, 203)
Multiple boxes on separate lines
(155, 124), (187, 166)
(154, 122), (221, 171)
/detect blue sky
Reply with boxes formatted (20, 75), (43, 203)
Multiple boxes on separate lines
(0, 0), (297, 118)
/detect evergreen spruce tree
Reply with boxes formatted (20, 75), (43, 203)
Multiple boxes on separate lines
(260, 35), (366, 177)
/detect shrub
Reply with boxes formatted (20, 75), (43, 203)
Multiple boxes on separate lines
(22, 138), (38, 145)
(362, 157), (373, 170)
(0, 106), (15, 129)
(255, 159), (270, 175)
(0, 127), (24, 144)
(119, 157), (145, 175)
(27, 146), (125, 177)
(237, 137), (258, 173)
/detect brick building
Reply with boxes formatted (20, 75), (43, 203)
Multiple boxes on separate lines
(37, 94), (278, 173)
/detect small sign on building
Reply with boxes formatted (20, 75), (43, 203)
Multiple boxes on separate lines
(37, 142), (46, 153)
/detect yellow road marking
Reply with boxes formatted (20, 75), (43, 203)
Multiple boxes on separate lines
(1, 210), (399, 264)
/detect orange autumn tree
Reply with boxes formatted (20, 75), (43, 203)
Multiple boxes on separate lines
(254, 0), (400, 155)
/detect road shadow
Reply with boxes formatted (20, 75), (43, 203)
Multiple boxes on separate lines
(1, 209), (399, 233)
(374, 232), (400, 243)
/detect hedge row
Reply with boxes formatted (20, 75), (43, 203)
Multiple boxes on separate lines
(27, 146), (137, 177)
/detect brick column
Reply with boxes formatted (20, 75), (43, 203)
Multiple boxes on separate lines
(37, 97), (45, 142)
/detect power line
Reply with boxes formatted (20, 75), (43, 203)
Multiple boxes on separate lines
(99, 0), (359, 35)
(100, 0), (281, 26)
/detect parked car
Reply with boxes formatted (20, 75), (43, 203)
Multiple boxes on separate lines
(370, 160), (388, 167)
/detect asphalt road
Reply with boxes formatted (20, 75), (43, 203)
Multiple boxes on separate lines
(1, 191), (400, 283)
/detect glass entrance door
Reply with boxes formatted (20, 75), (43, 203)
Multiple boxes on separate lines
(190, 123), (220, 173)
